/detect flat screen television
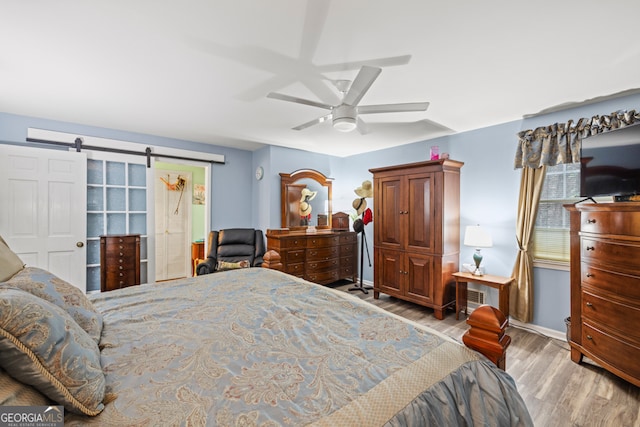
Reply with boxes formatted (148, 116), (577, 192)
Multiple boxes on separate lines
(580, 124), (640, 200)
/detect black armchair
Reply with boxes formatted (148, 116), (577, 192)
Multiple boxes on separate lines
(196, 228), (266, 275)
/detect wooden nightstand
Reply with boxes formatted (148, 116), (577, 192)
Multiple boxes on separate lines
(453, 272), (514, 320)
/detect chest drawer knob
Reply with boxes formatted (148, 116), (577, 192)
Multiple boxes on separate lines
(586, 335), (593, 340)
(586, 273), (594, 278)
(586, 246), (595, 251)
(586, 219), (596, 224)
(586, 302), (593, 307)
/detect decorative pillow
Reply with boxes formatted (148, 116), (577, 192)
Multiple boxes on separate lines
(216, 260), (250, 271)
(0, 235), (25, 282)
(0, 288), (105, 416)
(1, 267), (103, 343)
(0, 366), (51, 406)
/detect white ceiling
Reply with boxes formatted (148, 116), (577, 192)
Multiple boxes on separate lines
(2, 1), (640, 157)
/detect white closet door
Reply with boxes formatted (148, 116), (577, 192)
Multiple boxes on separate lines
(154, 170), (192, 281)
(0, 145), (87, 291)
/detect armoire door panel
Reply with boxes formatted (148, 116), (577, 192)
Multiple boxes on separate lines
(376, 249), (403, 296)
(407, 174), (435, 252)
(406, 253), (433, 303)
(378, 178), (403, 247)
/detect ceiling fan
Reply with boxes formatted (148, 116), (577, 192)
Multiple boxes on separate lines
(267, 65), (430, 133)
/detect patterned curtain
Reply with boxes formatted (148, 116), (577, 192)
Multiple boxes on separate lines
(514, 109), (640, 169)
(510, 108), (639, 322)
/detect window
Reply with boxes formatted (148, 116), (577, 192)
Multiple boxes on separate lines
(86, 158), (148, 292)
(533, 163), (581, 263)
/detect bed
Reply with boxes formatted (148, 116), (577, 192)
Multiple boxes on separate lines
(1, 258), (532, 426)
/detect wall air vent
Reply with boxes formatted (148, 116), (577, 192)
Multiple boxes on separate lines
(467, 289), (486, 306)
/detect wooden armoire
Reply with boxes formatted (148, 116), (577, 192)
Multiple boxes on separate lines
(371, 159), (463, 319)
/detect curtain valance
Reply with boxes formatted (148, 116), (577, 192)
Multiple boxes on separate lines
(514, 109), (640, 169)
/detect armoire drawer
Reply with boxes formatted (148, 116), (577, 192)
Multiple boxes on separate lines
(279, 237), (305, 249)
(307, 246), (339, 260)
(581, 263), (640, 300)
(104, 271), (136, 290)
(582, 322), (640, 381)
(339, 233), (357, 244)
(283, 249), (305, 263)
(307, 258), (339, 272)
(582, 290), (640, 342)
(340, 255), (356, 267)
(340, 265), (356, 278)
(340, 243), (357, 256)
(306, 235), (340, 248)
(581, 237), (640, 271)
(581, 210), (640, 237)
(284, 262), (305, 276)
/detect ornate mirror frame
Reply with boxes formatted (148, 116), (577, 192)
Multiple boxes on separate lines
(280, 169), (333, 229)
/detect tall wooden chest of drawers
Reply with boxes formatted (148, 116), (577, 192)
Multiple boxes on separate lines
(565, 202), (640, 387)
(266, 230), (357, 285)
(100, 234), (141, 292)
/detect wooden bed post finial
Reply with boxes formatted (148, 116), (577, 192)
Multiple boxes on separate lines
(262, 250), (283, 271)
(462, 305), (511, 370)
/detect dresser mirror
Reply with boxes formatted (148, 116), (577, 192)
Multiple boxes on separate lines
(280, 169), (332, 229)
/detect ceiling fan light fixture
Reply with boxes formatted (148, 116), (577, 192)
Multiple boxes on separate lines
(333, 117), (357, 132)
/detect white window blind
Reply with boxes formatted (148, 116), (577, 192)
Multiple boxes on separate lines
(533, 163), (580, 263)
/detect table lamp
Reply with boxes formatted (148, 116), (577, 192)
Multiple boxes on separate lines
(463, 225), (493, 276)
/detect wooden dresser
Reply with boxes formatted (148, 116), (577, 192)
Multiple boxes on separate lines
(565, 202), (640, 387)
(371, 159), (463, 320)
(100, 234), (141, 292)
(266, 230), (357, 285)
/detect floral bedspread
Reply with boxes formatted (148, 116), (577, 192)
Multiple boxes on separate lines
(65, 268), (532, 426)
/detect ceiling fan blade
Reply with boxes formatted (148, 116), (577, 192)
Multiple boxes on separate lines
(358, 102), (430, 114)
(299, 0), (330, 61)
(292, 114), (332, 130)
(267, 92), (333, 110)
(342, 66), (382, 107)
(319, 55), (412, 73)
(356, 117), (370, 135)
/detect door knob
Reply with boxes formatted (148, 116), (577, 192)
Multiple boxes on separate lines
(76, 241), (84, 247)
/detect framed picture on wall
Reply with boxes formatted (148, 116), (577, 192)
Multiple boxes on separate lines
(193, 184), (205, 205)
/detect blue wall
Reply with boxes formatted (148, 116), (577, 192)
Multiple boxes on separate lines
(0, 112), (255, 230)
(323, 92), (640, 333)
(3, 90), (640, 334)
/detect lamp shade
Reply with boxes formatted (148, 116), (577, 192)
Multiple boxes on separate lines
(463, 225), (493, 248)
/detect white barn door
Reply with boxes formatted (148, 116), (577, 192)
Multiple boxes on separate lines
(0, 145), (87, 291)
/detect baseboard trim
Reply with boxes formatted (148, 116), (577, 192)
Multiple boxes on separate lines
(508, 318), (567, 342)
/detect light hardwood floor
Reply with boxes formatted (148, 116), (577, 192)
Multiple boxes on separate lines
(333, 282), (640, 427)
